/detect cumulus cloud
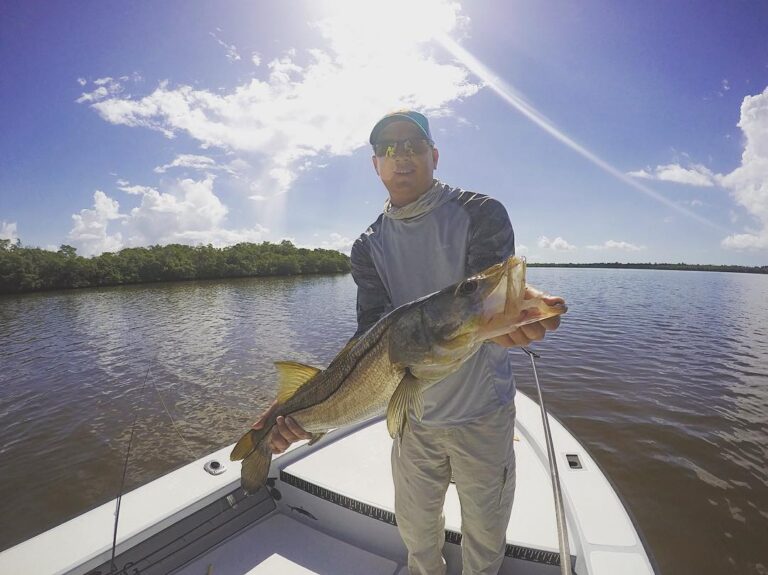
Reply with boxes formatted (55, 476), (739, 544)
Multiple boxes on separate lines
(68, 177), (269, 256)
(537, 236), (576, 251)
(625, 87), (768, 250)
(78, 1), (479, 197)
(69, 191), (125, 255)
(585, 240), (644, 251)
(1, 221), (19, 244)
(627, 163), (718, 187)
(317, 232), (354, 254)
(720, 87), (768, 250)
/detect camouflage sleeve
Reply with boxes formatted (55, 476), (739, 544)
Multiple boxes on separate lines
(464, 196), (515, 276)
(350, 232), (392, 339)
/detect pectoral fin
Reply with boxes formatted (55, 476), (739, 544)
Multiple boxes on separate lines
(275, 361), (322, 403)
(386, 372), (423, 439)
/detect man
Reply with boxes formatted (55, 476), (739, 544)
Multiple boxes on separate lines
(254, 110), (563, 575)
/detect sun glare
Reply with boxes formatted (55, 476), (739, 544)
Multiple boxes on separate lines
(435, 34), (728, 233)
(316, 0), (461, 60)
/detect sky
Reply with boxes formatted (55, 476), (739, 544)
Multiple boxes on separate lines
(1, 0), (767, 265)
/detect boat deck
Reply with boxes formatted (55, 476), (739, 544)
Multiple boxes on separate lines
(0, 391), (655, 575)
(176, 513), (404, 575)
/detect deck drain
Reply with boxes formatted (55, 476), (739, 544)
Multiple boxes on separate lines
(565, 454), (582, 470)
(204, 459), (227, 475)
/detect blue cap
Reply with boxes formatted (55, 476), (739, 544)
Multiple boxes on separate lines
(369, 110), (433, 145)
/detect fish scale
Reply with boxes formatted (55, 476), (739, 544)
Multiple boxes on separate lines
(230, 255), (567, 494)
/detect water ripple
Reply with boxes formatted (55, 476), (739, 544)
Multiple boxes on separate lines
(1, 270), (767, 574)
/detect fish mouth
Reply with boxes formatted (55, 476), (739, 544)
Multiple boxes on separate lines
(475, 256), (566, 340)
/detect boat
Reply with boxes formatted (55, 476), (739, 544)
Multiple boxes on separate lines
(0, 390), (656, 574)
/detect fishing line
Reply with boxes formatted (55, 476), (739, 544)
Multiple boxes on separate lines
(110, 354), (156, 573)
(152, 378), (195, 458)
(521, 347), (572, 575)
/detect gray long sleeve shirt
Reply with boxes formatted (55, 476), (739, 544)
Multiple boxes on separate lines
(350, 181), (516, 426)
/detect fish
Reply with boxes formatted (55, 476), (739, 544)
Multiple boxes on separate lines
(230, 255), (566, 493)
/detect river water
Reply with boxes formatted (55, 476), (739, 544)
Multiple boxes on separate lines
(0, 269), (766, 574)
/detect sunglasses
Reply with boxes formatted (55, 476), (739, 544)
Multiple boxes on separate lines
(373, 138), (433, 158)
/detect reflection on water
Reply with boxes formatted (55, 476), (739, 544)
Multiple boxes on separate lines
(520, 269), (768, 574)
(1, 269), (767, 574)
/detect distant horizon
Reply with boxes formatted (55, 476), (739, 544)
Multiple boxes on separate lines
(3, 237), (765, 271)
(2, 1), (767, 266)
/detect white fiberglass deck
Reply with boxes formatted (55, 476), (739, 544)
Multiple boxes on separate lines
(0, 391), (655, 575)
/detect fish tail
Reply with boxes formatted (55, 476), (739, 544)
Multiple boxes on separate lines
(230, 427), (270, 461)
(240, 441), (274, 494)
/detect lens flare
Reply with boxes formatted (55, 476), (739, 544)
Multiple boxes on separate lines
(436, 33), (728, 233)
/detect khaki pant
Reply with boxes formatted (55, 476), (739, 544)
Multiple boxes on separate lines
(392, 403), (517, 575)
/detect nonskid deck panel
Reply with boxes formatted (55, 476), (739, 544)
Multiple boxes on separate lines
(279, 470), (573, 568)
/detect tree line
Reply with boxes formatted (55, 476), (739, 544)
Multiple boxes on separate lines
(0, 239), (351, 294)
(527, 262), (768, 274)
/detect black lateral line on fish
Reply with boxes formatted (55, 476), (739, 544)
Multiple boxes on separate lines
(276, 306), (401, 418)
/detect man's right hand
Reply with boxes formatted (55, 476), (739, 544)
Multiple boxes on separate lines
(252, 400), (312, 454)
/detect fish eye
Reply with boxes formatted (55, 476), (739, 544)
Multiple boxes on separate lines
(458, 280), (478, 296)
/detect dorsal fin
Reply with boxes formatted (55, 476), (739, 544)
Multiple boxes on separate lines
(274, 361), (322, 403)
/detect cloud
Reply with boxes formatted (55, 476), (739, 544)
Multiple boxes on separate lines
(78, 1), (479, 196)
(585, 240), (644, 251)
(627, 163), (718, 187)
(1, 221), (19, 244)
(209, 31), (241, 62)
(69, 191), (125, 255)
(68, 177), (269, 256)
(537, 236), (576, 251)
(636, 86), (768, 249)
(154, 154), (224, 174)
(117, 183), (159, 195)
(75, 75), (141, 104)
(720, 87), (768, 249)
(317, 232), (354, 254)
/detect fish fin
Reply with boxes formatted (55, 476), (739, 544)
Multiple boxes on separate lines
(307, 432), (326, 446)
(230, 427), (270, 461)
(274, 361), (322, 404)
(386, 372), (423, 439)
(240, 442), (273, 494)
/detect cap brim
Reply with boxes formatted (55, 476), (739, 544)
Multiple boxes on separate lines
(369, 114), (431, 144)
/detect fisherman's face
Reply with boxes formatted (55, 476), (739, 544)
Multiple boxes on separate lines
(372, 120), (439, 207)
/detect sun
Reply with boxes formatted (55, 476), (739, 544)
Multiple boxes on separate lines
(314, 0), (462, 62)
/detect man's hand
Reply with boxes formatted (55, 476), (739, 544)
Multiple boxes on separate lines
(492, 288), (564, 348)
(252, 400), (312, 454)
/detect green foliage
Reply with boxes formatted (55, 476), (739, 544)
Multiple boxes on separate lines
(0, 240), (350, 294)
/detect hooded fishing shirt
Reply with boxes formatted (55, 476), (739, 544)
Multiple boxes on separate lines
(350, 180), (516, 426)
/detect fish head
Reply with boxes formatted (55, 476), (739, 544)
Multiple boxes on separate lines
(389, 256), (520, 367)
(389, 255), (566, 373)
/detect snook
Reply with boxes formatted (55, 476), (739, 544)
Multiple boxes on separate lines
(230, 255), (566, 493)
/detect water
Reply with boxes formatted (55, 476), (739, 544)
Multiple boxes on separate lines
(1, 269), (767, 574)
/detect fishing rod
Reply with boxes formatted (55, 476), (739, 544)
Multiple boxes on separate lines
(110, 356), (155, 573)
(521, 347), (572, 575)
